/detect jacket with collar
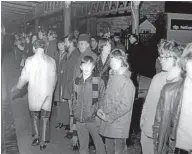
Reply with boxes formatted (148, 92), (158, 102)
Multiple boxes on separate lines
(153, 78), (184, 154)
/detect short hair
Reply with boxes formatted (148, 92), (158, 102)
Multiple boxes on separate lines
(179, 42), (192, 78)
(33, 40), (46, 49)
(80, 56), (96, 65)
(98, 38), (111, 53)
(38, 30), (47, 36)
(48, 30), (57, 38)
(57, 36), (65, 44)
(110, 48), (129, 68)
(65, 34), (77, 47)
(157, 39), (184, 59)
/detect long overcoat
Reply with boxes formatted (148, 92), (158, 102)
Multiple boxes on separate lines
(16, 51), (57, 111)
(61, 48), (80, 100)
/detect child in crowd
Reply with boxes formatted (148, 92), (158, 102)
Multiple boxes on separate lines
(72, 56), (106, 154)
(97, 48), (135, 154)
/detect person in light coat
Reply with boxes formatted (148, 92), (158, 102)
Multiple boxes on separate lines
(11, 40), (57, 150)
(97, 48), (135, 154)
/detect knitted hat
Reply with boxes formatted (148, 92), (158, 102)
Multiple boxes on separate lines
(78, 34), (90, 43)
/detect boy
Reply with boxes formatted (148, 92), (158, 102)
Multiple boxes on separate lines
(72, 56), (106, 154)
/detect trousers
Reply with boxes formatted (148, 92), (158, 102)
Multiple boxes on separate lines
(105, 138), (127, 154)
(141, 131), (154, 154)
(76, 121), (106, 154)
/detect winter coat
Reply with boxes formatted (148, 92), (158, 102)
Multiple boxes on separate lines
(99, 69), (135, 138)
(47, 39), (58, 62)
(72, 74), (105, 123)
(94, 55), (110, 87)
(54, 52), (67, 102)
(153, 79), (184, 154)
(16, 51), (57, 111)
(61, 48), (80, 100)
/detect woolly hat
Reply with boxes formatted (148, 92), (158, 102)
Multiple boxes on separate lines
(78, 34), (90, 43)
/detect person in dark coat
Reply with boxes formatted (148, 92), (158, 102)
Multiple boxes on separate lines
(95, 38), (111, 87)
(61, 34), (81, 139)
(91, 36), (100, 56)
(54, 37), (70, 129)
(47, 30), (58, 61)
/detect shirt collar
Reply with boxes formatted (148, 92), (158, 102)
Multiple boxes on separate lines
(79, 74), (92, 84)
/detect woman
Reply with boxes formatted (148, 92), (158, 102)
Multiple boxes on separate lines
(97, 48), (135, 154)
(95, 38), (111, 87)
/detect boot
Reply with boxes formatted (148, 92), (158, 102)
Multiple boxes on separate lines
(30, 111), (40, 146)
(40, 109), (51, 150)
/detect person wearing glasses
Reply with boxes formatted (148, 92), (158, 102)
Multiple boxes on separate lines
(140, 39), (184, 154)
(153, 42), (192, 154)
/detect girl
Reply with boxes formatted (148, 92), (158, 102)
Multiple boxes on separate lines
(97, 48), (135, 154)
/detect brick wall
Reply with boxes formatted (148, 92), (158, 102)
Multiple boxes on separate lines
(95, 1), (165, 35)
(140, 1), (165, 24)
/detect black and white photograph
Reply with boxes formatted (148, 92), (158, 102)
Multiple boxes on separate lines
(1, 1), (192, 154)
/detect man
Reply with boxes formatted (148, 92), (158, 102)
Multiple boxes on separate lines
(62, 34), (81, 138)
(11, 40), (57, 150)
(113, 33), (125, 51)
(73, 30), (79, 39)
(128, 34), (140, 99)
(74, 34), (97, 79)
(153, 42), (192, 154)
(90, 36), (99, 56)
(47, 30), (58, 61)
(38, 30), (49, 51)
(140, 40), (184, 154)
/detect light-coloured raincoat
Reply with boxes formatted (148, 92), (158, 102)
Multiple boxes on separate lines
(16, 51), (57, 111)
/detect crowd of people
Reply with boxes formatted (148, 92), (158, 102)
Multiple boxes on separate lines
(11, 28), (192, 154)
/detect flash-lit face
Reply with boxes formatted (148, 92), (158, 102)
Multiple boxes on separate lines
(32, 35), (37, 43)
(129, 35), (137, 44)
(80, 61), (95, 76)
(159, 54), (175, 72)
(78, 41), (89, 53)
(64, 38), (70, 49)
(91, 38), (97, 48)
(110, 57), (122, 71)
(102, 42), (111, 56)
(74, 30), (79, 38)
(38, 31), (43, 40)
(58, 42), (65, 52)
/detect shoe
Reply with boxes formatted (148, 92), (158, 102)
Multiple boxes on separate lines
(55, 123), (64, 129)
(40, 144), (46, 150)
(52, 102), (57, 107)
(64, 132), (73, 139)
(64, 124), (70, 130)
(32, 138), (40, 146)
(73, 145), (79, 151)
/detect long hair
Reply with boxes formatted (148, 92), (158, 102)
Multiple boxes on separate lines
(98, 38), (111, 53)
(110, 48), (129, 68)
(179, 42), (192, 78)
